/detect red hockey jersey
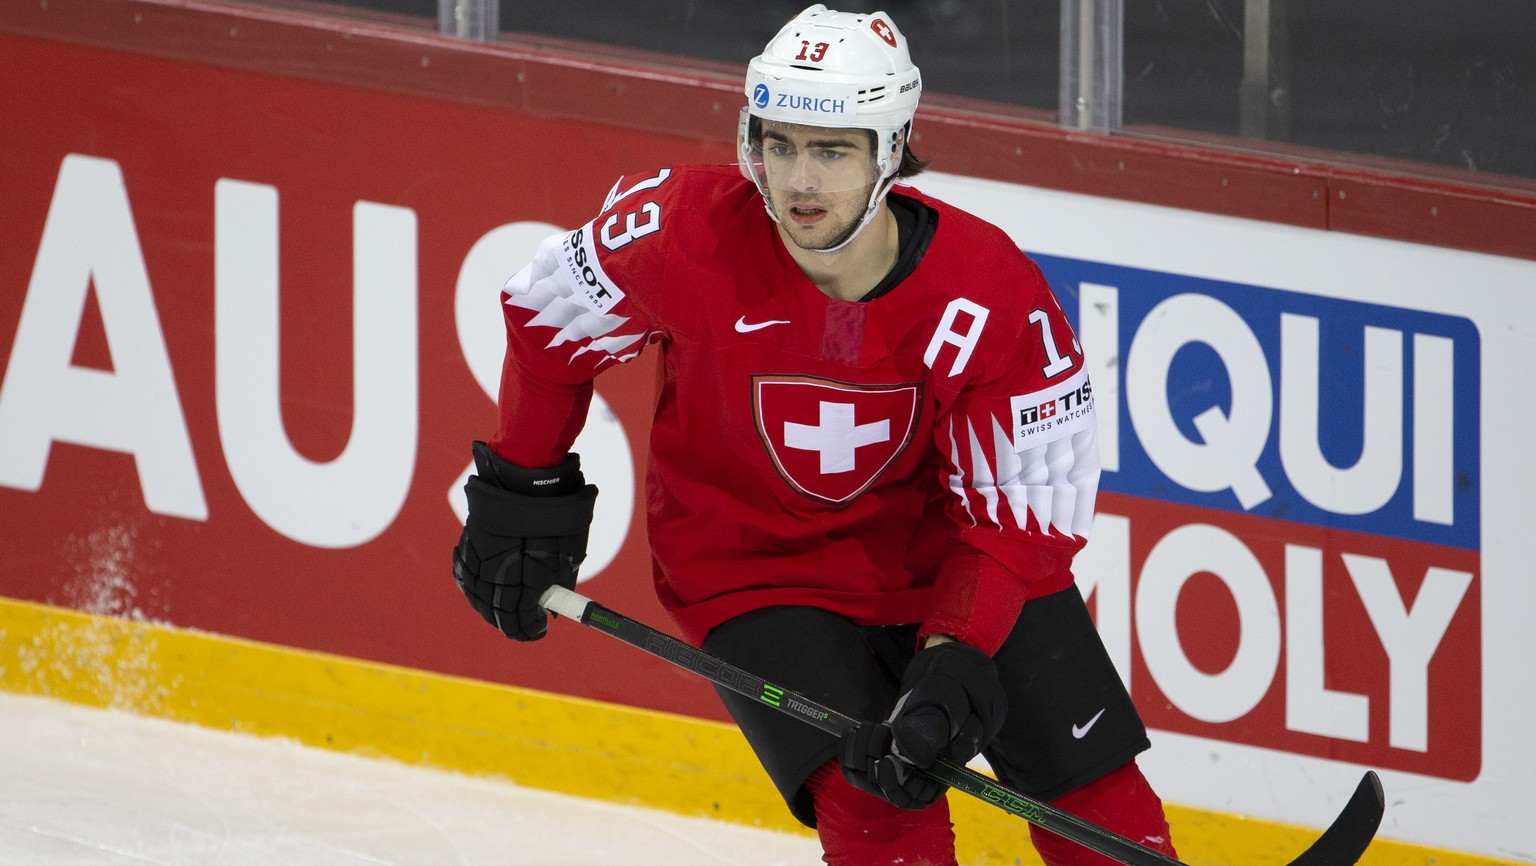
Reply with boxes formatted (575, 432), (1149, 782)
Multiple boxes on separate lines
(492, 165), (1100, 654)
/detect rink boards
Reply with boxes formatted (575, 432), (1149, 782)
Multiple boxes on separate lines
(2, 2), (1535, 863)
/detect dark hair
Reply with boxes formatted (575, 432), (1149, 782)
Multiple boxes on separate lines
(891, 125), (930, 179)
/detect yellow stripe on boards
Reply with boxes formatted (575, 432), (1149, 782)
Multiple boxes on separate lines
(0, 595), (787, 827)
(0, 596), (1510, 866)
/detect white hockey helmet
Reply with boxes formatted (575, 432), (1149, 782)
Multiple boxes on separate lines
(741, 5), (922, 178)
(738, 5), (923, 245)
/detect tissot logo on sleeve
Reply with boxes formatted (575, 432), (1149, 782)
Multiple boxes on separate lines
(1010, 367), (1095, 453)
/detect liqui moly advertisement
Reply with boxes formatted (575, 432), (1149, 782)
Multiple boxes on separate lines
(1065, 258), (1481, 781)
(915, 172), (1535, 859)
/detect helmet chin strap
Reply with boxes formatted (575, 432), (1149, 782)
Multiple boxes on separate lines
(756, 171), (895, 255)
(805, 173), (897, 254)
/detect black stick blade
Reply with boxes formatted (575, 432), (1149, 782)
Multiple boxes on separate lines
(1284, 772), (1386, 866)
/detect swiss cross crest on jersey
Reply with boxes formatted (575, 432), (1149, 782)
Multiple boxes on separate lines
(752, 375), (922, 505)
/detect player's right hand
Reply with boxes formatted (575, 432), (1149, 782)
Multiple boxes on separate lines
(453, 442), (598, 641)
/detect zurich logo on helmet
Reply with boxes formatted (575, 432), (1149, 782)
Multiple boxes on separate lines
(752, 83), (770, 109)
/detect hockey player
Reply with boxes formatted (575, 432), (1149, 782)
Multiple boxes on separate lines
(453, 5), (1178, 865)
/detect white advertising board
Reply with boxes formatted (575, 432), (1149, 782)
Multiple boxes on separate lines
(914, 171), (1536, 860)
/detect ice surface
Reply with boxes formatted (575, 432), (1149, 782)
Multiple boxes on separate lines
(0, 691), (822, 864)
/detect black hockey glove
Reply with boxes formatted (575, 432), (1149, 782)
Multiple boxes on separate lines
(839, 719), (947, 810)
(839, 640), (1007, 810)
(452, 441), (598, 642)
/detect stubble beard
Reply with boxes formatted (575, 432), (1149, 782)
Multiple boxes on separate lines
(776, 192), (868, 253)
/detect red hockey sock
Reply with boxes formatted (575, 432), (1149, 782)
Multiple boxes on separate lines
(1029, 761), (1177, 866)
(807, 762), (958, 866)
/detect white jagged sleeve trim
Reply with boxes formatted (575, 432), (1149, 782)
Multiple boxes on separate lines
(947, 408), (1101, 539)
(502, 226), (652, 367)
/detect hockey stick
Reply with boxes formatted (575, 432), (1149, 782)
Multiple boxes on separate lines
(540, 586), (1384, 866)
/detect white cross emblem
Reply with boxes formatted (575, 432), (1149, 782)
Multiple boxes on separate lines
(783, 402), (891, 474)
(753, 375), (921, 505)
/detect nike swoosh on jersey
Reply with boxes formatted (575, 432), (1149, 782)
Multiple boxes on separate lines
(734, 316), (792, 333)
(1071, 708), (1106, 739)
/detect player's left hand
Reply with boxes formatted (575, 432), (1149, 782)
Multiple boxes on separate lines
(839, 720), (946, 810)
(839, 640), (1007, 809)
(889, 640), (1007, 769)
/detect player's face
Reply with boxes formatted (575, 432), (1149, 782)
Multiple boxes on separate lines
(758, 122), (881, 251)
